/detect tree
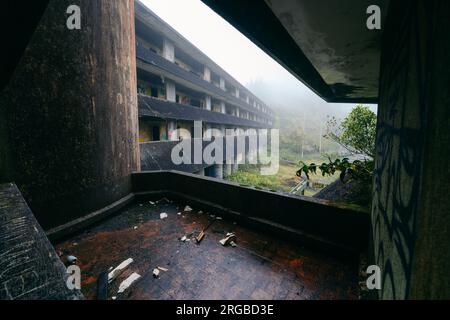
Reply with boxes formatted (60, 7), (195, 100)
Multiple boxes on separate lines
(297, 105), (377, 183)
(325, 105), (377, 159)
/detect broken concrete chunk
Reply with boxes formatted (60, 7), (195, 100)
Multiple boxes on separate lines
(184, 205), (193, 212)
(153, 268), (160, 278)
(108, 258), (133, 283)
(180, 236), (187, 242)
(198, 210), (203, 214)
(219, 233), (237, 247)
(160, 212), (168, 219)
(118, 272), (141, 294)
(157, 267), (168, 272)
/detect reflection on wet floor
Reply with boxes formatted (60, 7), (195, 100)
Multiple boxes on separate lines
(56, 198), (359, 300)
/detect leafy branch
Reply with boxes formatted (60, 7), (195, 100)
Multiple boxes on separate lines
(296, 158), (374, 183)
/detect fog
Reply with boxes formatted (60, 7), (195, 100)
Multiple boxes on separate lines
(141, 0), (377, 122)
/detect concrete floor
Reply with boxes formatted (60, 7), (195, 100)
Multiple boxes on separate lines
(55, 199), (359, 300)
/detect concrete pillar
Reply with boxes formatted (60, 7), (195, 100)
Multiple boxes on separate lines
(236, 108), (240, 118)
(220, 77), (226, 91)
(205, 95), (211, 111)
(163, 38), (175, 62)
(372, 0), (450, 300)
(203, 124), (212, 139)
(220, 101), (226, 114)
(203, 66), (211, 82)
(224, 164), (232, 177)
(165, 80), (176, 102)
(0, 0), (139, 230)
(213, 164), (223, 179)
(167, 121), (178, 141)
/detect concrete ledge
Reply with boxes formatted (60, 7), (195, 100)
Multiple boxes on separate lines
(0, 183), (83, 300)
(46, 193), (135, 243)
(132, 171), (370, 255)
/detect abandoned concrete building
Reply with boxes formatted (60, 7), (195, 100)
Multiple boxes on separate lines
(0, 0), (449, 300)
(135, 2), (274, 179)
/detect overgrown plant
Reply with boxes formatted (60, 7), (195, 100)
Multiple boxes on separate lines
(297, 105), (377, 183)
(296, 157), (374, 183)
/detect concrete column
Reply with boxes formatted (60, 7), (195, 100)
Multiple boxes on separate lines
(167, 121), (178, 141)
(163, 38), (175, 62)
(220, 77), (226, 91)
(205, 95), (212, 111)
(203, 124), (212, 139)
(165, 80), (176, 102)
(236, 108), (240, 118)
(0, 0), (139, 230)
(220, 101), (226, 114)
(224, 164), (232, 177)
(372, 0), (450, 300)
(203, 66), (211, 82)
(213, 165), (224, 179)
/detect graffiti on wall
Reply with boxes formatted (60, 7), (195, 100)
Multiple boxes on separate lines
(371, 1), (428, 300)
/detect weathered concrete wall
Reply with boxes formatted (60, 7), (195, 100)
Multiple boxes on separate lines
(372, 0), (450, 299)
(0, 183), (83, 300)
(0, 0), (139, 229)
(132, 171), (370, 255)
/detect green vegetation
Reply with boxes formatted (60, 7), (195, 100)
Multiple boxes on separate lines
(324, 105), (377, 158)
(225, 105), (377, 199)
(225, 164), (300, 193)
(298, 105), (377, 185)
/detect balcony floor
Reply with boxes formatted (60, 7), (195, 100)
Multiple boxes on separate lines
(55, 199), (359, 300)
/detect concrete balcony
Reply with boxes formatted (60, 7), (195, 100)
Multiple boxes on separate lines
(0, 168), (369, 300)
(136, 45), (274, 122)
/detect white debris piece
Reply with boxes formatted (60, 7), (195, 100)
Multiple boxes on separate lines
(153, 268), (160, 278)
(157, 267), (169, 272)
(184, 206), (193, 212)
(111, 296), (117, 300)
(118, 273), (141, 294)
(180, 236), (187, 242)
(160, 212), (168, 219)
(219, 233), (237, 247)
(149, 201), (155, 205)
(108, 258), (133, 283)
(216, 217), (223, 220)
(177, 212), (182, 216)
(198, 210), (203, 214)
(133, 226), (138, 230)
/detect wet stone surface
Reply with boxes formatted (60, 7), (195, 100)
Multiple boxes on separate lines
(56, 199), (359, 300)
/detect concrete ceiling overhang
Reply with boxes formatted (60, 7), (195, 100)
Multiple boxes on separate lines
(202, 0), (389, 104)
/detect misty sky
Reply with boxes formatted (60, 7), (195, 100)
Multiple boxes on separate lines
(140, 0), (377, 116)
